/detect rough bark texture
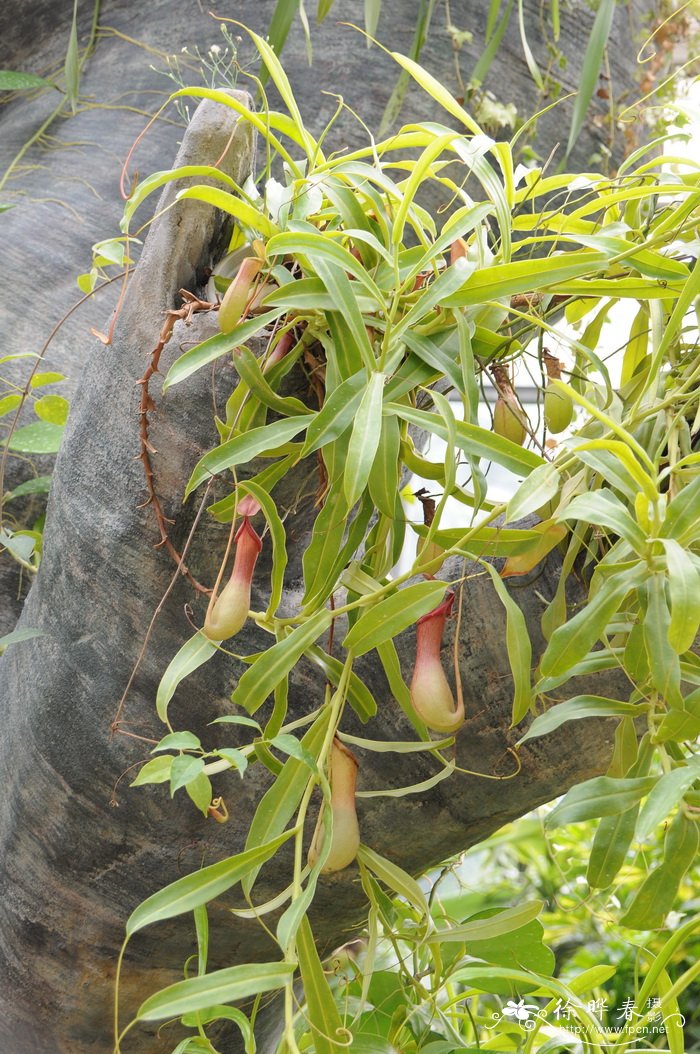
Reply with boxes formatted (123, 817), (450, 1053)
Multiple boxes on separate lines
(0, 4), (653, 1053)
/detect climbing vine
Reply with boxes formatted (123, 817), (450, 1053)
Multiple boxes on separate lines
(108, 25), (700, 1054)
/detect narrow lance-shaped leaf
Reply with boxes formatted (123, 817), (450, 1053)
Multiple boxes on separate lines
(435, 901), (543, 942)
(368, 414), (401, 519)
(539, 565), (644, 680)
(126, 830), (294, 936)
(386, 402), (543, 477)
(343, 580), (447, 656)
(643, 574), (683, 709)
(161, 307), (284, 392)
(635, 757), (700, 842)
(295, 916), (346, 1054)
(566, 0), (615, 157)
(301, 369), (367, 456)
(519, 696), (641, 744)
(231, 609), (332, 714)
(620, 811), (699, 930)
(586, 735), (653, 889)
(662, 538), (700, 654)
(242, 709), (331, 895)
(185, 415), (312, 495)
(344, 371), (386, 507)
(545, 775), (658, 829)
(135, 962), (295, 1022)
(506, 462), (560, 524)
(480, 562), (532, 726)
(156, 633), (218, 725)
(357, 843), (429, 918)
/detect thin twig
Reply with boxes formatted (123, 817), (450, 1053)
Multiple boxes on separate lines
(110, 479), (214, 737)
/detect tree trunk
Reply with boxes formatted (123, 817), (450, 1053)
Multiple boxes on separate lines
(0, 4), (654, 1052)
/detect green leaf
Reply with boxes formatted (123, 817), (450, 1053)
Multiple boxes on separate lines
(343, 580), (447, 656)
(0, 70), (55, 90)
(4, 475), (52, 502)
(152, 731), (202, 753)
(210, 714), (261, 730)
(519, 695), (641, 744)
(643, 574), (683, 709)
(215, 748), (249, 776)
(64, 0), (80, 114)
(156, 633), (218, 725)
(517, 0), (543, 90)
(661, 475), (700, 545)
(376, 639), (426, 735)
(314, 258), (375, 371)
(162, 309), (284, 389)
(387, 403), (543, 477)
(557, 491), (647, 553)
(344, 372), (385, 507)
(635, 758), (700, 842)
(566, 0), (615, 156)
(179, 1005), (253, 1046)
(136, 962), (294, 1022)
(186, 771), (213, 816)
(176, 185), (278, 238)
(302, 484), (372, 609)
(6, 421), (64, 454)
(170, 755), (205, 795)
(368, 415), (401, 519)
(394, 259), (475, 337)
(0, 626), (46, 654)
(232, 346), (310, 417)
(0, 528), (36, 563)
(364, 0), (382, 37)
(357, 843), (429, 917)
(266, 231), (386, 306)
(242, 709), (331, 895)
(126, 830), (294, 935)
(655, 690), (700, 743)
(244, 25), (316, 160)
(441, 252), (609, 307)
(30, 371), (65, 388)
(506, 463), (560, 524)
(545, 775), (658, 829)
(231, 609), (332, 714)
(307, 646), (378, 722)
(185, 416), (312, 495)
(0, 394), (22, 418)
(300, 369), (367, 456)
(539, 565), (643, 679)
(620, 811), (699, 929)
(480, 563), (532, 726)
(463, 917), (555, 976)
(587, 806), (639, 889)
(662, 538), (700, 654)
(33, 395), (69, 426)
(122, 164), (242, 227)
(130, 755), (173, 786)
(435, 901), (543, 942)
(296, 917), (346, 1054)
